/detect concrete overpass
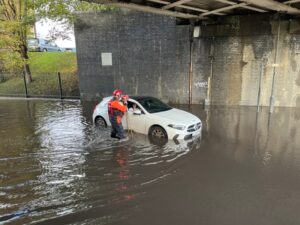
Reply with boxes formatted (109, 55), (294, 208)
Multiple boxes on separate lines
(84, 0), (300, 19)
(75, 0), (300, 109)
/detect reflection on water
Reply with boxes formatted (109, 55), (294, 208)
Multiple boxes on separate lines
(0, 100), (300, 225)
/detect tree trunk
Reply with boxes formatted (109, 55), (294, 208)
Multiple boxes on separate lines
(20, 0), (32, 84)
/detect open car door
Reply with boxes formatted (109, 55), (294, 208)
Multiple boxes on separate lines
(122, 100), (146, 134)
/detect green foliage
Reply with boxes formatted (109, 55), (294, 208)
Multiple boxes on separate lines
(0, 51), (24, 74)
(0, 0), (33, 77)
(0, 0), (112, 77)
(33, 0), (114, 25)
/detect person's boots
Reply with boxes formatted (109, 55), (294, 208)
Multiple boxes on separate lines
(111, 132), (119, 139)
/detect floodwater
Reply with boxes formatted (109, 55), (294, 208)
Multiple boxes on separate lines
(1, 99), (300, 225)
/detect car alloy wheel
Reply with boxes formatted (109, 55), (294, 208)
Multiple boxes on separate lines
(95, 117), (107, 128)
(150, 126), (167, 139)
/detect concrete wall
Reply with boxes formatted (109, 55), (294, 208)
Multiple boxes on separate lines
(75, 10), (191, 104)
(75, 10), (300, 107)
(198, 15), (300, 107)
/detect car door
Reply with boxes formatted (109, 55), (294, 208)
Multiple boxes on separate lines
(122, 100), (146, 135)
(51, 43), (60, 52)
(39, 39), (47, 51)
(48, 42), (55, 52)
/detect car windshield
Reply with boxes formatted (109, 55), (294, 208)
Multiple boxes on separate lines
(136, 97), (172, 113)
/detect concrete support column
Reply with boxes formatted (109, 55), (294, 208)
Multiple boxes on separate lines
(189, 23), (194, 105)
(269, 18), (281, 113)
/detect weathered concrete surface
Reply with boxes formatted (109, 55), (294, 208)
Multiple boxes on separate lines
(198, 15), (300, 107)
(75, 10), (190, 104)
(75, 10), (300, 107)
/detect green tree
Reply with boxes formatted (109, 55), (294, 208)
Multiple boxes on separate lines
(0, 0), (34, 83)
(0, 0), (111, 83)
(34, 0), (110, 23)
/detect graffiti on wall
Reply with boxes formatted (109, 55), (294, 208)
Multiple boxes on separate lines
(194, 81), (208, 88)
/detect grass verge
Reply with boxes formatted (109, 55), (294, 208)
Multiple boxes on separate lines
(0, 52), (79, 97)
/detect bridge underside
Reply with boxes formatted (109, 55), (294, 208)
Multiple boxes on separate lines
(76, 0), (300, 107)
(84, 0), (300, 20)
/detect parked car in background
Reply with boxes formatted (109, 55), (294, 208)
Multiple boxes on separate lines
(93, 96), (202, 140)
(27, 38), (62, 52)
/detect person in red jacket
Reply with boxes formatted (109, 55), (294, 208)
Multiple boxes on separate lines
(108, 90), (128, 140)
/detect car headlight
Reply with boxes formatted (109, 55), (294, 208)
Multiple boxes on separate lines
(168, 124), (186, 131)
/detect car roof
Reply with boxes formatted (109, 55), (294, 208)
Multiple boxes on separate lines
(28, 38), (46, 41)
(100, 96), (158, 104)
(129, 96), (156, 101)
(102, 96), (153, 100)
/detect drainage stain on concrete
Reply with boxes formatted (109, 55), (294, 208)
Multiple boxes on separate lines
(296, 72), (300, 86)
(296, 95), (300, 108)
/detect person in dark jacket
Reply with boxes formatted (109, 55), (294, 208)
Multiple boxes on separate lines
(108, 90), (128, 140)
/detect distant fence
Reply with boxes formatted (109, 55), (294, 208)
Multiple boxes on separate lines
(0, 72), (80, 99)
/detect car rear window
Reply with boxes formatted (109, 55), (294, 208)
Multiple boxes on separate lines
(28, 39), (38, 45)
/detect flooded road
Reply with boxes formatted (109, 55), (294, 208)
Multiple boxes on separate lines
(1, 99), (300, 225)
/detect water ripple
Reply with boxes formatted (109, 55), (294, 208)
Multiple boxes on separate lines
(0, 100), (199, 225)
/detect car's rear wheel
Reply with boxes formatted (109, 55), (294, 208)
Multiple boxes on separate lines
(149, 126), (168, 139)
(95, 116), (107, 128)
(43, 48), (47, 52)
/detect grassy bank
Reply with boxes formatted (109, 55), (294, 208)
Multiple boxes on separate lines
(0, 52), (79, 97)
(29, 52), (77, 74)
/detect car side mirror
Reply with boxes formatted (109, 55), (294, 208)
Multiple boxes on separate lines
(133, 109), (142, 115)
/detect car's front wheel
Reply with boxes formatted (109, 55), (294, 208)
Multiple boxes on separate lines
(95, 116), (107, 128)
(149, 126), (168, 139)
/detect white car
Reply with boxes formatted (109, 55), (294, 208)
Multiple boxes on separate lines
(92, 96), (202, 140)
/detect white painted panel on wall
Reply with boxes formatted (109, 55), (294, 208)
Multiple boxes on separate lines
(101, 53), (112, 66)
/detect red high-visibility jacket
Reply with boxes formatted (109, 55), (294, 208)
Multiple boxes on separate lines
(108, 97), (117, 118)
(108, 98), (127, 124)
(111, 100), (127, 113)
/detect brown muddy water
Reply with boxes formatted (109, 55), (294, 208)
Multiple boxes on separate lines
(0, 99), (300, 225)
